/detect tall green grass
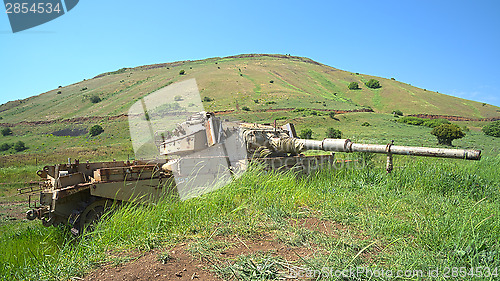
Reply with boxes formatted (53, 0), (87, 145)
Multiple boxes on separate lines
(1, 155), (499, 280)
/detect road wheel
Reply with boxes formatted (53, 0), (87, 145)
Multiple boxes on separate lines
(78, 199), (113, 234)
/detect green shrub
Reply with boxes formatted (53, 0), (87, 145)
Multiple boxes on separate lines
(89, 95), (101, 104)
(482, 121), (500, 137)
(202, 97), (213, 102)
(13, 141), (26, 152)
(348, 82), (359, 90)
(265, 101), (276, 105)
(89, 125), (104, 137)
(241, 106), (251, 111)
(254, 99), (259, 103)
(0, 143), (11, 151)
(299, 128), (313, 139)
(365, 79), (381, 89)
(361, 122), (371, 127)
(1, 127), (12, 136)
(329, 111), (336, 119)
(397, 116), (425, 126)
(431, 124), (465, 146)
(174, 95), (183, 101)
(326, 128), (342, 139)
(179, 70), (185, 75)
(392, 110), (403, 116)
(422, 118), (450, 128)
(269, 80), (274, 83)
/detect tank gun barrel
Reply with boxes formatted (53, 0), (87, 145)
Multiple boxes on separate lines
(268, 137), (480, 173)
(298, 138), (481, 160)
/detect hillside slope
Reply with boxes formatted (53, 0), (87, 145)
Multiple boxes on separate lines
(1, 54), (499, 123)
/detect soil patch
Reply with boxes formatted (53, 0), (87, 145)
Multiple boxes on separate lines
(84, 245), (221, 281)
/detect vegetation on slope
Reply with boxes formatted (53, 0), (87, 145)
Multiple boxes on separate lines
(1, 156), (500, 280)
(1, 54), (499, 124)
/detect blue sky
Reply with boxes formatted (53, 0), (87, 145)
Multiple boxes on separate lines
(1, 0), (499, 108)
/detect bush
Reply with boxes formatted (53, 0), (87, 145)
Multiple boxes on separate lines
(431, 124), (465, 146)
(0, 143), (11, 151)
(89, 125), (104, 137)
(365, 79), (381, 89)
(1, 127), (12, 136)
(326, 128), (342, 139)
(241, 106), (251, 111)
(174, 95), (183, 101)
(202, 96), (213, 102)
(392, 110), (403, 116)
(482, 121), (500, 137)
(422, 118), (450, 128)
(13, 141), (26, 152)
(179, 70), (185, 75)
(89, 95), (101, 104)
(348, 82), (359, 90)
(57, 91), (62, 94)
(299, 128), (313, 139)
(254, 99), (259, 103)
(265, 101), (276, 105)
(397, 116), (425, 126)
(329, 111), (336, 119)
(361, 122), (371, 127)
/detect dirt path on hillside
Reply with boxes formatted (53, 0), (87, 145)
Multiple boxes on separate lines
(408, 114), (500, 122)
(0, 108), (373, 127)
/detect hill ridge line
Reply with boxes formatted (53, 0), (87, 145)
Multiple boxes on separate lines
(93, 54), (325, 79)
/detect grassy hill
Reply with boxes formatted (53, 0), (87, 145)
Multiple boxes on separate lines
(1, 54), (499, 123)
(0, 54), (499, 169)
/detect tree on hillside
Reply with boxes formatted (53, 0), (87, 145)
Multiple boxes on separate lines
(179, 69), (185, 75)
(1, 127), (12, 136)
(326, 128), (342, 139)
(90, 95), (101, 103)
(431, 124), (465, 146)
(348, 82), (360, 90)
(89, 125), (104, 137)
(13, 141), (27, 152)
(300, 128), (313, 139)
(0, 143), (11, 151)
(365, 79), (381, 89)
(482, 121), (500, 137)
(392, 110), (403, 116)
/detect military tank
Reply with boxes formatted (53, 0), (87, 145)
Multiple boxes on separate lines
(23, 111), (481, 234)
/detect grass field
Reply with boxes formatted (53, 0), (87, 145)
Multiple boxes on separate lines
(1, 156), (499, 280)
